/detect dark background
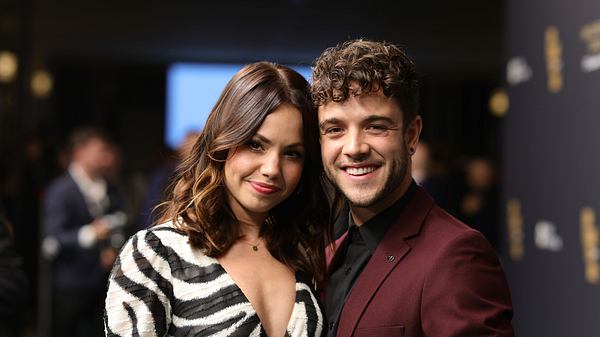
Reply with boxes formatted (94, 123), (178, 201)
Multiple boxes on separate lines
(502, 0), (600, 336)
(11, 0), (596, 336)
(2, 0), (505, 165)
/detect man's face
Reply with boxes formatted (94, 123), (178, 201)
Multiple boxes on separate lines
(318, 89), (421, 215)
(75, 138), (111, 177)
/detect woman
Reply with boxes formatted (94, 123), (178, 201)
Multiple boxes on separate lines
(104, 62), (331, 337)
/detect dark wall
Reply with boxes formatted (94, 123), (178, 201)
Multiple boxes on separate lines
(22, 0), (506, 173)
(30, 0), (504, 76)
(502, 1), (600, 336)
(50, 60), (166, 171)
(0, 1), (508, 333)
(1, 0), (508, 253)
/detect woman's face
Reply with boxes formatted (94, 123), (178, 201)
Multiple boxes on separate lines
(224, 104), (305, 222)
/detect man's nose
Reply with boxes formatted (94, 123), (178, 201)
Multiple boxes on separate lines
(342, 129), (370, 159)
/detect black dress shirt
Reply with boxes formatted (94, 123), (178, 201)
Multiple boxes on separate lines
(325, 181), (416, 337)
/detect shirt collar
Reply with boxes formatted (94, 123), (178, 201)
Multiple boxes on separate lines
(68, 162), (108, 206)
(347, 180), (417, 254)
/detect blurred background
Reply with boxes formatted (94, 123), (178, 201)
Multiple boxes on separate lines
(0, 0), (598, 336)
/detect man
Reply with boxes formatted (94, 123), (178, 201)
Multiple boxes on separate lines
(42, 128), (126, 337)
(312, 40), (514, 337)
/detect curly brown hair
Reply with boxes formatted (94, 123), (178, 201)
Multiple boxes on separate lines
(157, 61), (331, 289)
(311, 39), (420, 127)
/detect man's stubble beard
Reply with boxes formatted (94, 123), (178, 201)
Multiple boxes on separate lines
(325, 150), (409, 209)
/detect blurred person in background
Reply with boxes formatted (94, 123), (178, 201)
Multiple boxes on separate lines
(0, 204), (28, 337)
(104, 62), (330, 337)
(1, 135), (61, 331)
(410, 141), (431, 187)
(41, 128), (127, 337)
(138, 130), (200, 229)
(458, 157), (499, 249)
(103, 142), (145, 237)
(411, 141), (463, 216)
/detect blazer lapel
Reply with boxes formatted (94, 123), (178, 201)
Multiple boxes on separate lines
(336, 187), (434, 337)
(326, 231), (349, 269)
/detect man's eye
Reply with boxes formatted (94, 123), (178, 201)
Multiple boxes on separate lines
(366, 124), (388, 133)
(324, 127), (343, 135)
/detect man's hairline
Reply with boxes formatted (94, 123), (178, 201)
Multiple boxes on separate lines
(315, 91), (417, 129)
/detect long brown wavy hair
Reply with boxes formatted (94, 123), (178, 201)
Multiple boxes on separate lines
(158, 61), (331, 289)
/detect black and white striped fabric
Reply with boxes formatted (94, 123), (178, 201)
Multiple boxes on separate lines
(104, 223), (325, 337)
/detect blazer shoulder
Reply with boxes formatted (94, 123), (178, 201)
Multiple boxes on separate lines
(424, 204), (484, 238)
(45, 173), (77, 197)
(416, 204), (496, 259)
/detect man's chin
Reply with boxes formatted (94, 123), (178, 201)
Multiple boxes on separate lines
(343, 192), (379, 208)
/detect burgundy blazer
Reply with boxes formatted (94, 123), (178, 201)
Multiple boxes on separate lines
(326, 187), (514, 337)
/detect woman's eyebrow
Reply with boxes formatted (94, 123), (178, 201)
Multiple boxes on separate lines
(284, 142), (304, 149)
(253, 133), (271, 145)
(255, 133), (303, 148)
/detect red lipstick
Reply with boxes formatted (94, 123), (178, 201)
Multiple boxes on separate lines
(249, 181), (279, 195)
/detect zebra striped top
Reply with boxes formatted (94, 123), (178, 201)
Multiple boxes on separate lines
(104, 223), (325, 337)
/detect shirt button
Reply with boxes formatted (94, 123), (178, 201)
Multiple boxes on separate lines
(387, 255), (395, 262)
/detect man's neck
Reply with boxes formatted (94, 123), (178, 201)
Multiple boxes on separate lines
(350, 177), (413, 225)
(70, 162), (100, 182)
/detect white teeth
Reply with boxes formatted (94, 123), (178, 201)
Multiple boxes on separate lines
(345, 167), (376, 176)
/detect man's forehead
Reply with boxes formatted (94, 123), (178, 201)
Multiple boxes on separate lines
(78, 137), (108, 150)
(318, 91), (402, 119)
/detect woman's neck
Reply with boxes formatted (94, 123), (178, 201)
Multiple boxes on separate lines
(227, 194), (266, 240)
(237, 218), (263, 240)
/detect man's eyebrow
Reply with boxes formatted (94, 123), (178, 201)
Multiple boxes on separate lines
(363, 115), (397, 125)
(319, 118), (341, 129)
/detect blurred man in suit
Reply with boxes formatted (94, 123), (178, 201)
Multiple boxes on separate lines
(42, 128), (126, 337)
(312, 39), (514, 337)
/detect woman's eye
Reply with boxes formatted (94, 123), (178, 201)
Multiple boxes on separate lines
(246, 141), (263, 151)
(285, 150), (304, 159)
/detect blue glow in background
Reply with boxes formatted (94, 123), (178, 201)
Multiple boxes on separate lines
(166, 63), (311, 149)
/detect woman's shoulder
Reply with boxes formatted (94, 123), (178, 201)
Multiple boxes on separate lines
(294, 272), (319, 293)
(129, 220), (217, 267)
(125, 221), (187, 250)
(147, 220), (188, 238)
